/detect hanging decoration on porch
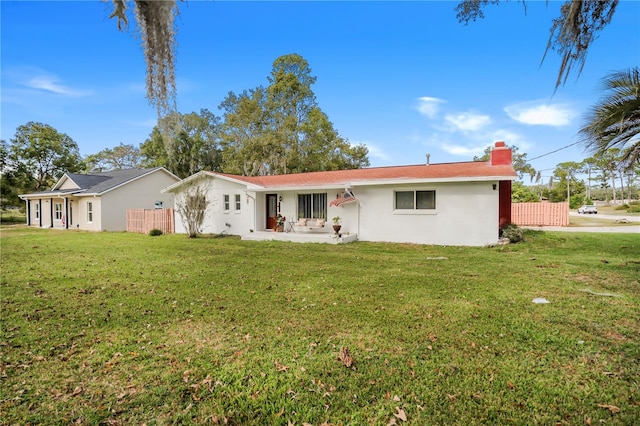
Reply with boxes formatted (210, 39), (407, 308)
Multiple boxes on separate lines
(330, 189), (357, 207)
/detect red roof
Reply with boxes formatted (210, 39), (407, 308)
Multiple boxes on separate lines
(205, 160), (516, 188)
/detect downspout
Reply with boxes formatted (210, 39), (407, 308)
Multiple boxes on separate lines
(26, 199), (31, 226)
(39, 199), (43, 227)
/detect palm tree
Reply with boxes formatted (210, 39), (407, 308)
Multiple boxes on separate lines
(580, 67), (640, 165)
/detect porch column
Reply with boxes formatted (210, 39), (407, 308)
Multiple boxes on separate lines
(26, 199), (31, 226)
(49, 198), (54, 228)
(39, 199), (43, 227)
(64, 198), (69, 229)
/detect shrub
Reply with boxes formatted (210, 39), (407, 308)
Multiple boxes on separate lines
(628, 205), (640, 213)
(500, 223), (524, 243)
(148, 229), (163, 236)
(614, 204), (629, 210)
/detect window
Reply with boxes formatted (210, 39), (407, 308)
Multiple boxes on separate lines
(298, 193), (327, 219)
(154, 201), (163, 209)
(395, 190), (436, 210)
(235, 194), (241, 211)
(87, 202), (93, 222)
(223, 194), (230, 211)
(55, 202), (63, 220)
(34, 203), (40, 220)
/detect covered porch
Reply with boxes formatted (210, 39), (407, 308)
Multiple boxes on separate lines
(242, 229), (358, 244)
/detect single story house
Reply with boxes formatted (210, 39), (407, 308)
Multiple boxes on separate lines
(163, 142), (516, 246)
(19, 167), (180, 231)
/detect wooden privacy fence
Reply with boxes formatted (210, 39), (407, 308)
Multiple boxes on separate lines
(511, 202), (569, 226)
(127, 208), (174, 234)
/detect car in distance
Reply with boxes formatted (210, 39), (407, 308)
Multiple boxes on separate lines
(578, 205), (598, 214)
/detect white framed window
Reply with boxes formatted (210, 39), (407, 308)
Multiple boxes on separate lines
(223, 194), (230, 211)
(394, 190), (436, 212)
(54, 202), (63, 220)
(87, 202), (93, 223)
(34, 203), (40, 220)
(234, 194), (241, 211)
(154, 201), (163, 209)
(297, 193), (327, 219)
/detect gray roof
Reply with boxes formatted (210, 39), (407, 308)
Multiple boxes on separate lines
(65, 168), (160, 194)
(20, 168), (164, 198)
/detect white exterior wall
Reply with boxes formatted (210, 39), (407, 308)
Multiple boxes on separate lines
(77, 197), (102, 231)
(26, 198), (51, 228)
(174, 178), (255, 235)
(100, 171), (178, 231)
(355, 181), (500, 246)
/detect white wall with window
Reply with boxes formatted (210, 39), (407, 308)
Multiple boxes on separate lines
(172, 178), (255, 235)
(354, 181), (499, 246)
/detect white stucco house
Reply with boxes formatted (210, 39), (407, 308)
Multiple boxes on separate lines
(19, 167), (180, 231)
(163, 142), (517, 246)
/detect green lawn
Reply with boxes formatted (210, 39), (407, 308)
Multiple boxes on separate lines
(1, 227), (638, 425)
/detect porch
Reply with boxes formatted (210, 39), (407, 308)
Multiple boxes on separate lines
(241, 230), (358, 244)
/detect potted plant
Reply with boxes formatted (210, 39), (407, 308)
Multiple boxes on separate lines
(275, 214), (286, 232)
(332, 216), (341, 235)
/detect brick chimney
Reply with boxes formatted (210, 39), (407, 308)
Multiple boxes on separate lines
(490, 141), (512, 166)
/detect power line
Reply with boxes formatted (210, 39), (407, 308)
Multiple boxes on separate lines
(528, 141), (582, 162)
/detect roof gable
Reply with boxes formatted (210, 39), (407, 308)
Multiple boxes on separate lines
(20, 167), (179, 199)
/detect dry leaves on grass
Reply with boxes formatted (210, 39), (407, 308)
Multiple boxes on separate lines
(338, 347), (353, 368)
(596, 403), (621, 414)
(387, 407), (407, 425)
(275, 360), (289, 372)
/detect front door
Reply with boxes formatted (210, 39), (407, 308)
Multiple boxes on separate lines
(266, 194), (278, 230)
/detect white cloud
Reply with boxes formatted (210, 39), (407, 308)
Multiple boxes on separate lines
(504, 102), (576, 126)
(359, 142), (392, 162)
(445, 112), (491, 131)
(416, 97), (445, 119)
(25, 75), (92, 97)
(440, 144), (487, 157)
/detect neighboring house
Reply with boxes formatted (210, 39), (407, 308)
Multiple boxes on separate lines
(163, 142), (517, 246)
(19, 168), (180, 231)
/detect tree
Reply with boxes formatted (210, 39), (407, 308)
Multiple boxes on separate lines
(140, 109), (222, 178)
(456, 0), (619, 90)
(85, 143), (142, 172)
(473, 144), (536, 180)
(554, 161), (584, 203)
(108, 0), (179, 118)
(8, 122), (83, 192)
(0, 140), (21, 209)
(579, 67), (640, 165)
(219, 54), (369, 176)
(511, 181), (540, 203)
(173, 177), (209, 238)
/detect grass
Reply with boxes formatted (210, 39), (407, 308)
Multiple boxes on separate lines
(1, 227), (639, 425)
(0, 210), (26, 225)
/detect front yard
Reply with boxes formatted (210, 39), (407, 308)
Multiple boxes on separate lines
(1, 227), (638, 424)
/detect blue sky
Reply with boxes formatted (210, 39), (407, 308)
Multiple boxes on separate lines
(2, 1), (639, 181)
